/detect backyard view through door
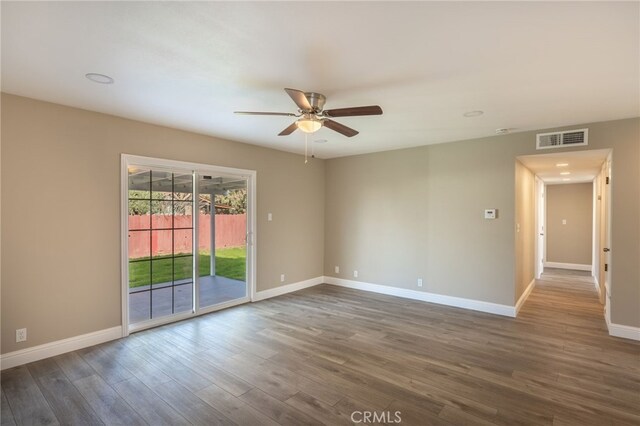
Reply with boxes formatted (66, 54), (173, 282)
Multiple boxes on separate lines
(197, 174), (247, 309)
(127, 164), (248, 327)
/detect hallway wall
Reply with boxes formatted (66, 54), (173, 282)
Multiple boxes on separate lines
(515, 160), (536, 301)
(546, 183), (593, 266)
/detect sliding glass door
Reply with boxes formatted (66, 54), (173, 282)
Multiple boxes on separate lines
(123, 156), (254, 332)
(197, 174), (248, 309)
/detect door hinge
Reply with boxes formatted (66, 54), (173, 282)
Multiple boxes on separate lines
(605, 263), (608, 272)
(606, 176), (610, 184)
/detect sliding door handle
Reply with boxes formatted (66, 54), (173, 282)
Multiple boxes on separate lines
(603, 248), (610, 252)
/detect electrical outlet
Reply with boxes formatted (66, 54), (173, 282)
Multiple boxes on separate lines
(353, 270), (358, 278)
(417, 278), (423, 287)
(334, 266), (340, 274)
(280, 274), (285, 283)
(16, 328), (27, 343)
(268, 213), (273, 221)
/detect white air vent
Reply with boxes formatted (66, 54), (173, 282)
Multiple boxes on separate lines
(536, 128), (588, 150)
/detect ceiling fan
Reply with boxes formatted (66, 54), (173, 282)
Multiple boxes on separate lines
(235, 88), (383, 137)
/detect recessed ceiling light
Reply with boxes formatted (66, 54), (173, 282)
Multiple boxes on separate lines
(560, 172), (571, 175)
(463, 110), (484, 118)
(556, 163), (569, 167)
(85, 73), (114, 84)
(562, 178), (571, 181)
(314, 139), (328, 144)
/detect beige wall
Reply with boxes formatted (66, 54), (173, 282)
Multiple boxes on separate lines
(325, 118), (639, 327)
(324, 136), (521, 306)
(1, 94), (325, 354)
(515, 161), (536, 301)
(2, 94), (638, 356)
(546, 183), (593, 266)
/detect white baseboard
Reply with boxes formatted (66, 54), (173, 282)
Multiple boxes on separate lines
(323, 276), (516, 317)
(253, 276), (324, 302)
(1, 326), (122, 371)
(515, 279), (536, 315)
(605, 317), (640, 341)
(544, 262), (591, 272)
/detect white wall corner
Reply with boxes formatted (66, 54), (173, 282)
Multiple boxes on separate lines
(1, 326), (122, 371)
(252, 276), (324, 302)
(324, 276), (516, 317)
(515, 278), (536, 315)
(544, 262), (592, 272)
(593, 275), (601, 298)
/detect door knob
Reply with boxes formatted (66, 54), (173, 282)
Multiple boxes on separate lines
(603, 248), (610, 252)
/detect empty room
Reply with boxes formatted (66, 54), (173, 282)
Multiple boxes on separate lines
(1, 2), (639, 425)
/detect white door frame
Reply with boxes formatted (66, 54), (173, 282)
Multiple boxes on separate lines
(534, 177), (546, 279)
(603, 153), (613, 324)
(120, 154), (257, 337)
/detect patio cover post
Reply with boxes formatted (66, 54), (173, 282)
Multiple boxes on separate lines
(210, 200), (216, 276)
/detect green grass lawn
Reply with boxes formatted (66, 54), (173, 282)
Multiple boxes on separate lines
(129, 246), (246, 287)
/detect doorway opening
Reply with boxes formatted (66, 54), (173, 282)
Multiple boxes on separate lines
(121, 154), (256, 335)
(517, 149), (612, 316)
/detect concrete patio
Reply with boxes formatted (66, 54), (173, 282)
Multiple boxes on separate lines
(129, 275), (246, 324)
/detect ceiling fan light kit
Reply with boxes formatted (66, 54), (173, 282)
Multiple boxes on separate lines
(296, 116), (322, 133)
(235, 88), (383, 138)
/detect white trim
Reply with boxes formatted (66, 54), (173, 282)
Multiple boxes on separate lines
(515, 279), (536, 315)
(593, 275), (601, 299)
(1, 327), (122, 371)
(120, 155), (129, 337)
(544, 262), (591, 271)
(324, 276), (516, 317)
(252, 276), (324, 302)
(605, 316), (640, 341)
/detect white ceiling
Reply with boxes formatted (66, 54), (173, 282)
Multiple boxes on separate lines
(2, 2), (638, 159)
(518, 149), (610, 184)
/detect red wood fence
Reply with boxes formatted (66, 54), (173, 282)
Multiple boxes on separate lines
(128, 214), (246, 259)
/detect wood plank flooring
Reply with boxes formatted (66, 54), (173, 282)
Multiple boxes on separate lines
(2, 269), (639, 425)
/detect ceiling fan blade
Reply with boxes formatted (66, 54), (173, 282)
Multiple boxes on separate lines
(234, 111), (297, 117)
(278, 122), (298, 136)
(284, 88), (312, 111)
(323, 119), (359, 137)
(323, 105), (383, 117)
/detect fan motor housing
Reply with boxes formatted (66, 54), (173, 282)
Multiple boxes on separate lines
(304, 92), (326, 112)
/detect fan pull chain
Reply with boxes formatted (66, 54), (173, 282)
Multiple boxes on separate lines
(305, 133), (308, 164)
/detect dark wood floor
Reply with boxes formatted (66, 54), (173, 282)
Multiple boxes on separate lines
(2, 269), (639, 425)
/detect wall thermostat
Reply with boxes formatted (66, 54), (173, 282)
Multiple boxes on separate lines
(484, 209), (497, 219)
